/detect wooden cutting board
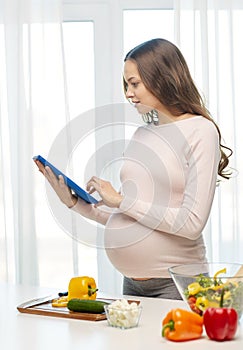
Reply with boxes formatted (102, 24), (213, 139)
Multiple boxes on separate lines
(17, 296), (140, 322)
(17, 297), (111, 321)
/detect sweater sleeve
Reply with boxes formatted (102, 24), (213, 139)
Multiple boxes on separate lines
(119, 123), (220, 240)
(71, 198), (111, 225)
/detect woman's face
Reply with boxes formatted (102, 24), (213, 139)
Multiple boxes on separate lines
(123, 59), (163, 114)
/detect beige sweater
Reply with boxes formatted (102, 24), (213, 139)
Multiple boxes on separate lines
(73, 116), (220, 278)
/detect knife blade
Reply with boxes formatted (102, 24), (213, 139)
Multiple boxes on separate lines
(17, 294), (56, 309)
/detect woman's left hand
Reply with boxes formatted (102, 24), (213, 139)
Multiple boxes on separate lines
(86, 176), (123, 208)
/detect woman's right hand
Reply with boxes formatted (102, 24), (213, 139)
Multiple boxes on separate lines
(34, 160), (78, 208)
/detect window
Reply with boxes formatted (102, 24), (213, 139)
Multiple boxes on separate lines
(34, 20), (97, 287)
(2, 0), (242, 292)
(123, 9), (174, 139)
(123, 9), (174, 54)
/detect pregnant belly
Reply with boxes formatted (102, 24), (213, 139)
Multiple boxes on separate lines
(104, 212), (153, 249)
(104, 213), (206, 278)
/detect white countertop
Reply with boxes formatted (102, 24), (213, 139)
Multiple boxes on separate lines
(0, 282), (242, 350)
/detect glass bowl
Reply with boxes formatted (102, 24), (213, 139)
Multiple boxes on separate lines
(169, 262), (243, 319)
(104, 302), (142, 329)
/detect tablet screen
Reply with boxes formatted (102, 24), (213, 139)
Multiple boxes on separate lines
(33, 155), (98, 204)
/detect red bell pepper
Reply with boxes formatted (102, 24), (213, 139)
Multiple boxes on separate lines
(204, 308), (238, 341)
(203, 289), (238, 341)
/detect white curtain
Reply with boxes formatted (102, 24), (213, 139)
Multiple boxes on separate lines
(174, 0), (243, 263)
(0, 0), (69, 284)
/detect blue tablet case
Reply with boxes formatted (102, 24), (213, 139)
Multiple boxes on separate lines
(33, 155), (98, 204)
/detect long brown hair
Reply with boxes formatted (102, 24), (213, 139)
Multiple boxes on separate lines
(123, 38), (232, 179)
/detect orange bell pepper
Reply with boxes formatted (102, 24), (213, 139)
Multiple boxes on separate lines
(162, 308), (203, 342)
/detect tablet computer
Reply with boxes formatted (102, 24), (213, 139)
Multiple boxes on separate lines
(33, 155), (98, 204)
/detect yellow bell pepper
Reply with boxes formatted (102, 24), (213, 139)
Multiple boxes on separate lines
(207, 300), (220, 308)
(213, 267), (226, 280)
(195, 296), (209, 312)
(68, 276), (98, 301)
(187, 282), (201, 295)
(52, 296), (68, 307)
